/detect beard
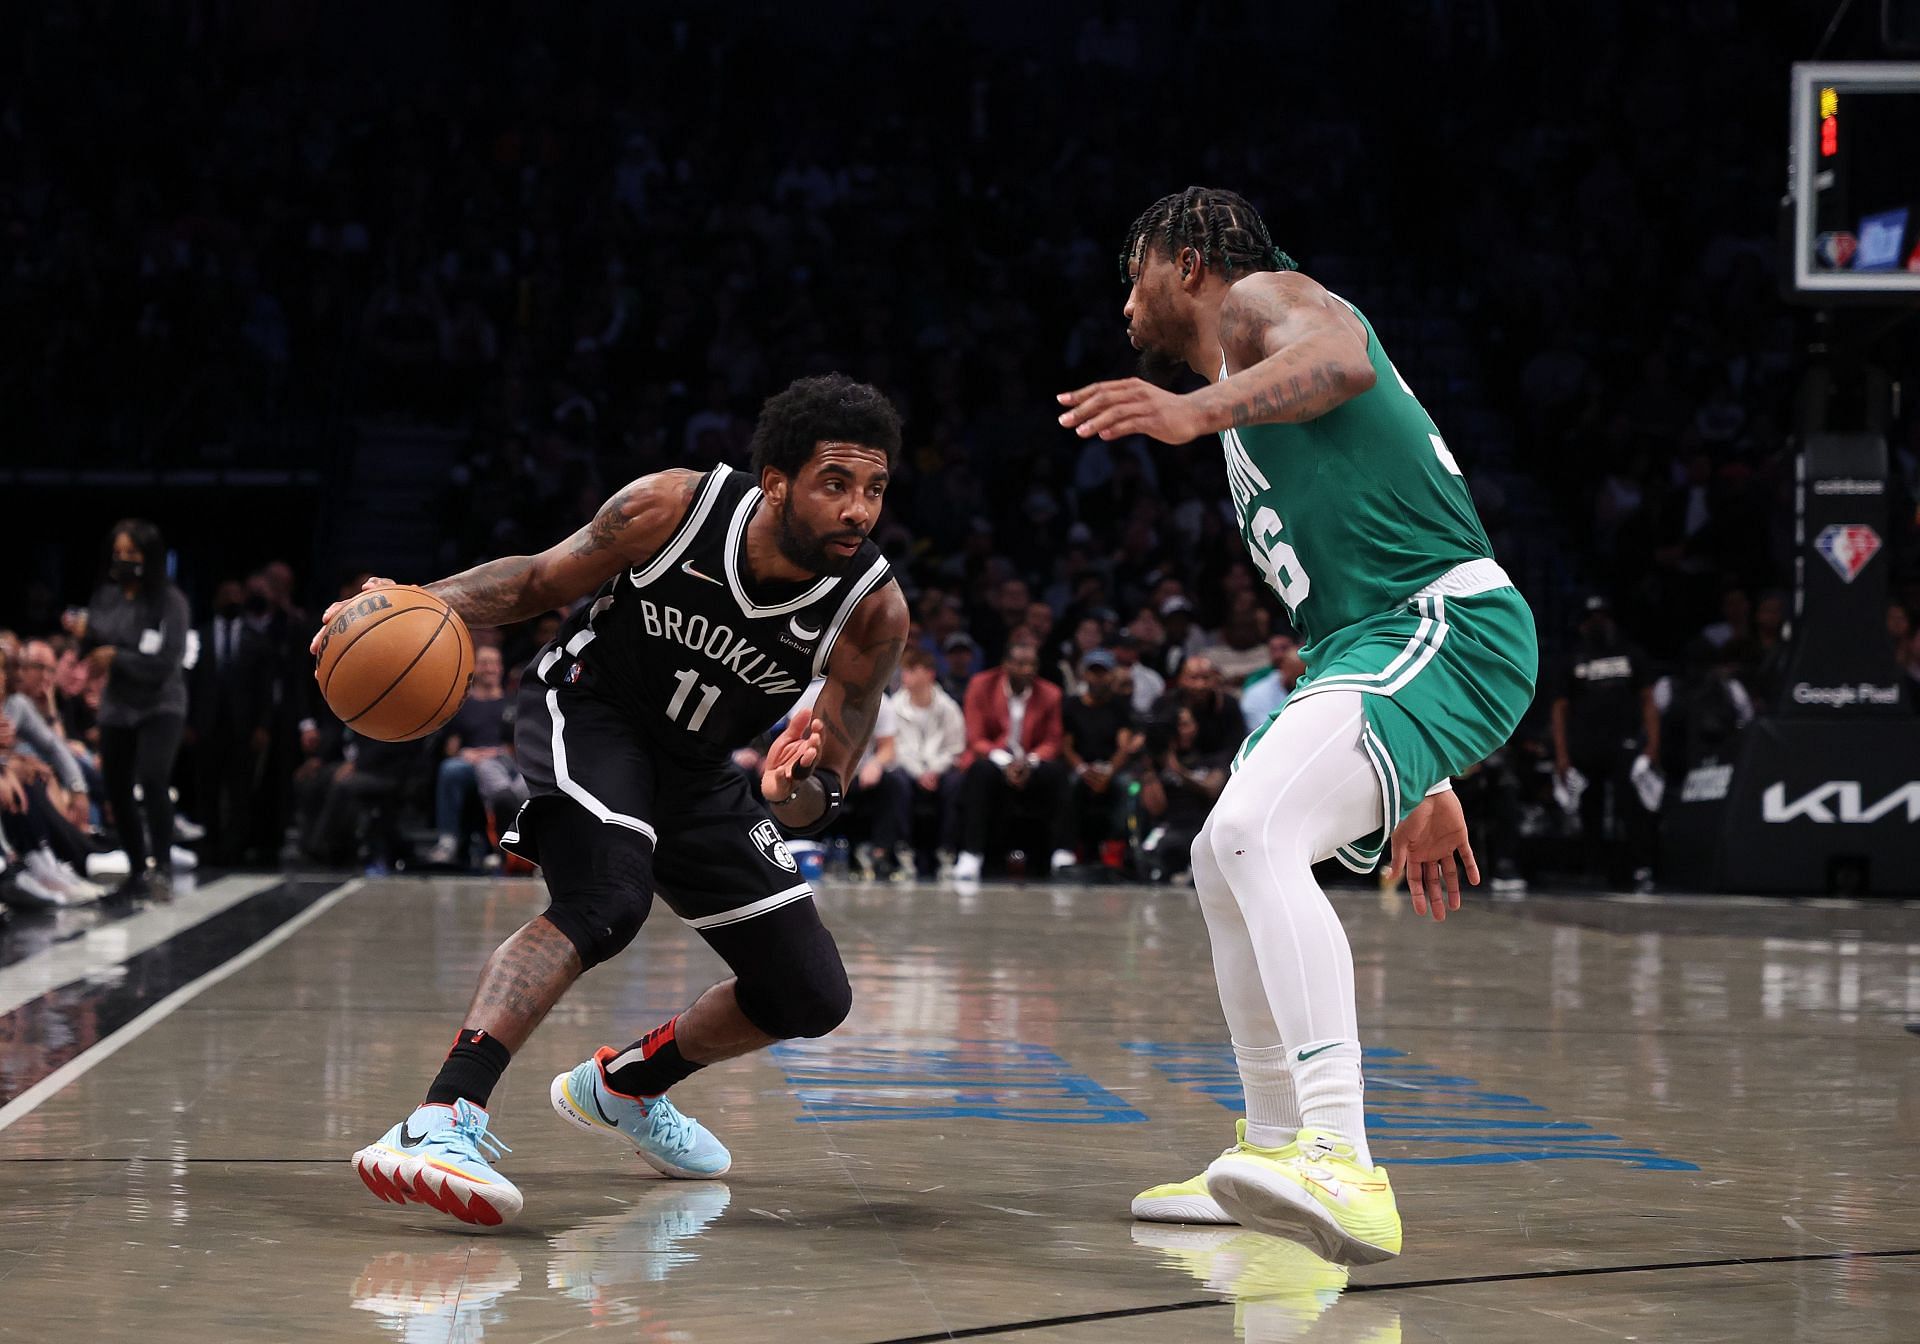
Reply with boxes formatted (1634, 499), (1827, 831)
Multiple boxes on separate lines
(1135, 342), (1190, 389)
(775, 500), (863, 576)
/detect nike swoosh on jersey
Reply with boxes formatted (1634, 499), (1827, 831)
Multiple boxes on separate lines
(681, 559), (723, 585)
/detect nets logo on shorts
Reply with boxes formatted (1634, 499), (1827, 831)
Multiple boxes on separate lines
(749, 818), (798, 873)
(1814, 524), (1881, 583)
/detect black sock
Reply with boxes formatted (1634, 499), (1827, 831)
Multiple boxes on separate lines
(603, 1016), (705, 1097)
(425, 1027), (512, 1108)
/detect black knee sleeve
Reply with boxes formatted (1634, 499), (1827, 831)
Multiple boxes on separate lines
(704, 898), (852, 1039)
(541, 894), (647, 971)
(527, 798), (656, 970)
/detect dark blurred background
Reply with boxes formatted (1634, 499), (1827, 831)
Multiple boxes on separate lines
(2, 0), (1917, 892)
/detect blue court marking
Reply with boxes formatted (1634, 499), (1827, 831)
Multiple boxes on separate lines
(771, 1038), (1147, 1124)
(1121, 1042), (1698, 1170)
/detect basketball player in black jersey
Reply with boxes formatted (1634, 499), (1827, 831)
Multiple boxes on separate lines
(314, 375), (909, 1226)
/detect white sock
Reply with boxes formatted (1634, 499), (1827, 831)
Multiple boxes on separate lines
(1290, 1038), (1371, 1167)
(1233, 1041), (1299, 1148)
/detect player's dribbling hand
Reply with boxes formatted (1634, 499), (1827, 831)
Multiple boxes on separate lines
(1056, 379), (1207, 444)
(1382, 789), (1479, 922)
(761, 707), (823, 804)
(311, 577), (398, 656)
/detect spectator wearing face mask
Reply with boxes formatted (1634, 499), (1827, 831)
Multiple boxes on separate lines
(64, 518), (191, 902)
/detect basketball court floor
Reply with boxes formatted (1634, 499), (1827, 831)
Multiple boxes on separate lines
(1, 873), (1915, 1342)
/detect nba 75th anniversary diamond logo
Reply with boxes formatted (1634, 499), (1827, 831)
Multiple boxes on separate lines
(1814, 524), (1881, 583)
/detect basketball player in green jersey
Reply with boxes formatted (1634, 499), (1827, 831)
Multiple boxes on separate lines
(1058, 187), (1537, 1264)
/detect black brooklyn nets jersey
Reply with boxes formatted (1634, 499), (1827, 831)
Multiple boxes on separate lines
(532, 466), (894, 762)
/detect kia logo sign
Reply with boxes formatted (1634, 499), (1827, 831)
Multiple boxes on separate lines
(1762, 781), (1920, 824)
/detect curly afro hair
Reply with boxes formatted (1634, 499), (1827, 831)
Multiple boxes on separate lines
(749, 374), (901, 480)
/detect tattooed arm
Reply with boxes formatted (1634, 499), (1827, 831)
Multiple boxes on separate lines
(1196, 270), (1377, 429)
(766, 583), (909, 833)
(1055, 271), (1375, 444)
(310, 469), (702, 651)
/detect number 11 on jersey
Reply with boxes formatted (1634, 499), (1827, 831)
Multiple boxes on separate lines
(667, 667), (721, 731)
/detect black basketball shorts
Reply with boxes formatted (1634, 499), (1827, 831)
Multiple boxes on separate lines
(502, 677), (813, 930)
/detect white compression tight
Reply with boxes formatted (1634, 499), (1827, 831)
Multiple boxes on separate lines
(1190, 690), (1383, 1166)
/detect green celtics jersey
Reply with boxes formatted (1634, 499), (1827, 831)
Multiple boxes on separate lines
(1219, 298), (1493, 651)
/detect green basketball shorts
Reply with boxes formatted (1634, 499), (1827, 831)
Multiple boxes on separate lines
(1233, 561), (1538, 872)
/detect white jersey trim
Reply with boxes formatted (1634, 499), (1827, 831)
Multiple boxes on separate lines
(1332, 723), (1399, 874)
(679, 883), (814, 930)
(723, 488), (838, 618)
(546, 689), (658, 842)
(1412, 558), (1511, 600)
(628, 468), (730, 590)
(1286, 596), (1450, 702)
(811, 554), (892, 679)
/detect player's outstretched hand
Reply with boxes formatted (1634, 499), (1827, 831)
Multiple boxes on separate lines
(1382, 789), (1479, 922)
(761, 707), (823, 804)
(311, 577), (398, 656)
(1057, 380), (1207, 444)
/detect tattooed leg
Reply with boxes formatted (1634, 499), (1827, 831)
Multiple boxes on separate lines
(673, 981), (775, 1063)
(457, 916), (585, 1051)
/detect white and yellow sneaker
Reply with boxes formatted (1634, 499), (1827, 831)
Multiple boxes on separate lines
(1205, 1128), (1401, 1266)
(1132, 1119), (1297, 1224)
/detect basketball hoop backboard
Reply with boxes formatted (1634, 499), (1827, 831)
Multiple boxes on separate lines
(1788, 62), (1920, 300)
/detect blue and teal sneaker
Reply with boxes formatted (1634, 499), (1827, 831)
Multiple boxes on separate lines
(352, 1098), (524, 1227)
(550, 1046), (732, 1178)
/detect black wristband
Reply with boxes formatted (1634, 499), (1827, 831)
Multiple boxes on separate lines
(779, 767), (845, 838)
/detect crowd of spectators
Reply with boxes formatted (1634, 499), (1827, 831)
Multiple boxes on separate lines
(6, 3), (1920, 911)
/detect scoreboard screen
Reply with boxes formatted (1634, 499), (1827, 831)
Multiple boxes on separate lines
(1789, 62), (1920, 298)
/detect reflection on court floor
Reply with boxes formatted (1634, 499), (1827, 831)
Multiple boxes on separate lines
(1, 875), (1915, 1342)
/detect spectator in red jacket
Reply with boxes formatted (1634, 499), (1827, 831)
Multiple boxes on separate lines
(952, 636), (1076, 883)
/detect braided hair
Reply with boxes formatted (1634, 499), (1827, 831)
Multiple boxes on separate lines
(1120, 186), (1297, 283)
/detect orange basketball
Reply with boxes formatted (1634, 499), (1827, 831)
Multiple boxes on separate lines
(315, 585), (474, 742)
